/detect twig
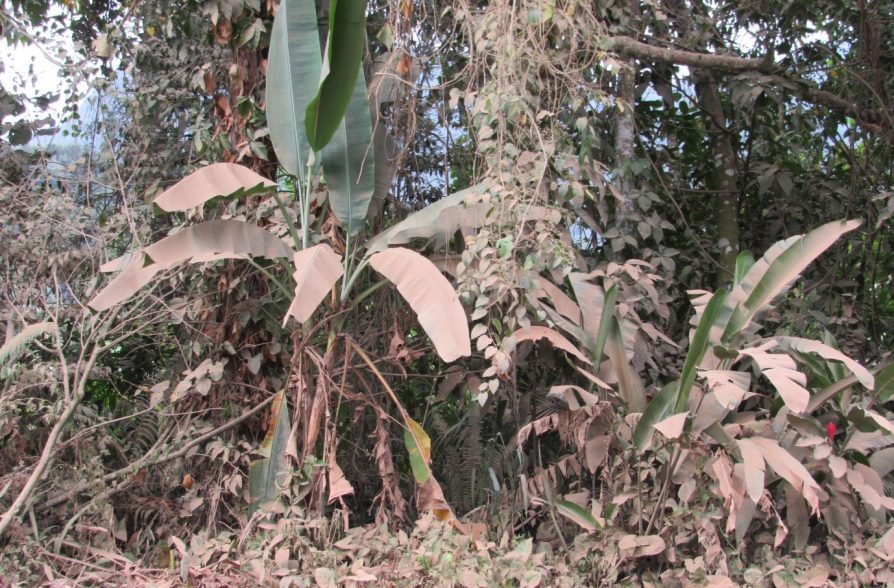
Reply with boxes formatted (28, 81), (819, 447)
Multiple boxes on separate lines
(39, 393), (276, 511)
(0, 318), (108, 539)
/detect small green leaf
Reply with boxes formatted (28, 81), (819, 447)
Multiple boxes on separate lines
(496, 236), (513, 258)
(733, 250), (754, 286)
(376, 23), (393, 50)
(555, 500), (601, 532)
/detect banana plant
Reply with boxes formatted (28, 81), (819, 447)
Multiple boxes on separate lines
(88, 0), (535, 525)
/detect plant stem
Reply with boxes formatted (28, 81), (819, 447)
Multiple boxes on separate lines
(273, 189), (302, 250)
(249, 259), (292, 300)
(302, 160), (313, 249)
(341, 258), (370, 301)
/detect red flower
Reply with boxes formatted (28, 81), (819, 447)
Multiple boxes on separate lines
(826, 422), (837, 444)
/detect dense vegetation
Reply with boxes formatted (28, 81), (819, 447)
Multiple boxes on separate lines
(1, 0), (893, 584)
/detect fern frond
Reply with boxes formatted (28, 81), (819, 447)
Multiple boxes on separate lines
(0, 321), (57, 367)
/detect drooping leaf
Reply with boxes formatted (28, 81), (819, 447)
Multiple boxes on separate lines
(266, 0), (323, 182)
(153, 163), (275, 212)
(722, 219), (861, 341)
(737, 438), (766, 502)
(604, 314), (646, 412)
(320, 66), (375, 235)
(417, 477), (455, 523)
(283, 244), (343, 325)
(248, 391), (292, 512)
(740, 343), (810, 413)
(675, 289), (726, 413)
(547, 385), (601, 410)
(512, 325), (590, 364)
(869, 447), (894, 479)
(305, 0), (367, 150)
(568, 273), (604, 348)
(367, 53), (405, 217)
(369, 247), (471, 362)
(592, 285), (619, 366)
(0, 322), (57, 367)
(89, 220), (293, 311)
(750, 436), (825, 513)
(327, 455), (354, 504)
(530, 274), (581, 326)
(847, 465), (894, 511)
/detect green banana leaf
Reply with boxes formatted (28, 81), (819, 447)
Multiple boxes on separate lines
(248, 391), (292, 513)
(721, 219), (861, 342)
(305, 0), (368, 150)
(266, 0), (322, 184)
(321, 67), (375, 235)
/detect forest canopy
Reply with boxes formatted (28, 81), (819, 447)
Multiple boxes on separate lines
(1, 0), (893, 584)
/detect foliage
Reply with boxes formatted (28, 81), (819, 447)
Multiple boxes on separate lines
(1, 0), (894, 583)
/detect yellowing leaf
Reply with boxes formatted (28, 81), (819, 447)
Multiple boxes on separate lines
(283, 244), (343, 325)
(369, 247), (471, 362)
(153, 163), (275, 212)
(404, 417), (432, 484)
(248, 391), (292, 512)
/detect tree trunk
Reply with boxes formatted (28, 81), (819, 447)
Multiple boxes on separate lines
(694, 71), (739, 284)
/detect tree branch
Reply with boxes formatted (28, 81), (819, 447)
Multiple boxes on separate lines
(602, 36), (886, 124)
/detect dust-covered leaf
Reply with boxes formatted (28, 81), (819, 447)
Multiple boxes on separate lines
(369, 248), (471, 362)
(618, 534), (666, 557)
(750, 437), (825, 513)
(153, 163), (275, 212)
(90, 220), (293, 311)
(723, 219), (861, 340)
(737, 438), (766, 502)
(283, 244), (343, 325)
(513, 326), (590, 364)
(653, 411), (688, 439)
